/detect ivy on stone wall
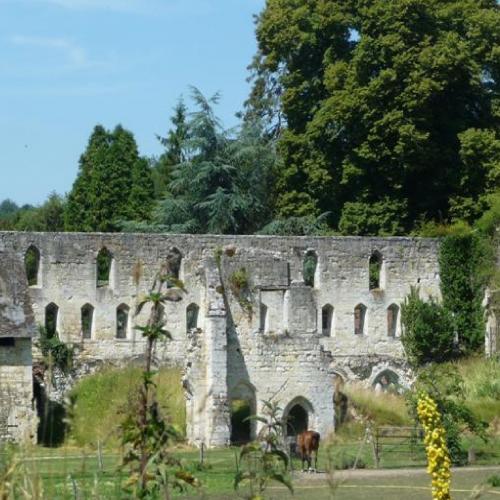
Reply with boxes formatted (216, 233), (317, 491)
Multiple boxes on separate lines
(439, 232), (489, 355)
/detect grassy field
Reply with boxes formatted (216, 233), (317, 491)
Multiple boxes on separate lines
(16, 357), (497, 498)
(3, 445), (499, 499)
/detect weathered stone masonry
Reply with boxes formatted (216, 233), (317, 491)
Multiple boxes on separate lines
(0, 232), (442, 446)
(0, 242), (37, 442)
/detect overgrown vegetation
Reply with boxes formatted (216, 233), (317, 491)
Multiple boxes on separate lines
(67, 366), (185, 448)
(343, 383), (411, 427)
(235, 400), (293, 499)
(408, 364), (488, 464)
(36, 326), (74, 375)
(119, 264), (198, 498)
(400, 288), (456, 368)
(439, 232), (490, 355)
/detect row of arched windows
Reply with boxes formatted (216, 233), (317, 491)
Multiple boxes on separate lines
(43, 302), (200, 340)
(321, 303), (399, 337)
(24, 245), (183, 289)
(25, 245), (385, 292)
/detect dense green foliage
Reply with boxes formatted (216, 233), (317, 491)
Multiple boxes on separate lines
(65, 125), (154, 232)
(36, 326), (74, 374)
(152, 99), (189, 198)
(439, 232), (489, 354)
(124, 89), (277, 234)
(400, 287), (456, 367)
(250, 0), (500, 234)
(408, 364), (488, 464)
(0, 194), (65, 231)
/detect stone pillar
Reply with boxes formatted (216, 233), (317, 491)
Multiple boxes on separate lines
(203, 257), (230, 447)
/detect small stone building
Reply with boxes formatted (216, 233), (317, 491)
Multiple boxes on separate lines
(0, 245), (37, 442)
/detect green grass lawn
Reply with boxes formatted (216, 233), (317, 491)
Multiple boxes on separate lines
(5, 443), (499, 499)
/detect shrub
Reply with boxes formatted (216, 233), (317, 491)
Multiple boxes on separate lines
(37, 326), (74, 374)
(408, 364), (488, 464)
(488, 474), (500, 487)
(400, 287), (456, 368)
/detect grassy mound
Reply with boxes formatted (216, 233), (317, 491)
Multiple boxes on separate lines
(67, 365), (185, 448)
(453, 356), (500, 425)
(342, 383), (411, 427)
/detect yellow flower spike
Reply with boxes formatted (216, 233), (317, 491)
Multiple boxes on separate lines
(417, 393), (452, 500)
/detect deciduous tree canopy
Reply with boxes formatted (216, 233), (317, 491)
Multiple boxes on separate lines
(251, 0), (500, 234)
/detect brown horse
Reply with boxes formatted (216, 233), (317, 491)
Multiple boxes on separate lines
(296, 430), (320, 472)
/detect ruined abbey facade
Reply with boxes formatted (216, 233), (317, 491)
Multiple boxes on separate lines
(0, 232), (449, 445)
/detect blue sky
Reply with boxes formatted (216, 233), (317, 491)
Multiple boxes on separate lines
(0, 0), (265, 205)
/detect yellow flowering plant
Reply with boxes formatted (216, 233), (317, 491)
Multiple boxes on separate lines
(417, 393), (452, 500)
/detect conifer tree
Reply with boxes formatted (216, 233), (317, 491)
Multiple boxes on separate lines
(65, 125), (154, 232)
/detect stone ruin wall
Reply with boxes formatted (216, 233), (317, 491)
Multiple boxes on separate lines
(0, 232), (441, 446)
(0, 245), (37, 442)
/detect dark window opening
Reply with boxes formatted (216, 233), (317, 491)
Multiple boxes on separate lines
(354, 304), (366, 335)
(303, 250), (318, 287)
(230, 399), (252, 445)
(96, 247), (113, 288)
(373, 370), (401, 394)
(81, 304), (94, 339)
(45, 303), (59, 338)
(387, 304), (399, 338)
(0, 337), (15, 347)
(286, 404), (308, 436)
(186, 303), (199, 332)
(369, 251), (383, 290)
(166, 247), (182, 286)
(25, 245), (40, 286)
(260, 303), (268, 332)
(116, 304), (129, 339)
(322, 304), (333, 336)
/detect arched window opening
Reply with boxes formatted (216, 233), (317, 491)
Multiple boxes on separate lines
(166, 247), (182, 286)
(303, 250), (318, 287)
(230, 400), (252, 445)
(45, 303), (59, 338)
(96, 247), (113, 288)
(286, 404), (309, 437)
(260, 303), (268, 332)
(186, 303), (199, 332)
(116, 304), (129, 339)
(369, 251), (383, 290)
(25, 245), (40, 286)
(322, 304), (334, 336)
(354, 303), (366, 335)
(81, 304), (94, 339)
(373, 370), (401, 394)
(387, 304), (399, 338)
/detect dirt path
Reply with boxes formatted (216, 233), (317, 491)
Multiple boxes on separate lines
(293, 464), (500, 481)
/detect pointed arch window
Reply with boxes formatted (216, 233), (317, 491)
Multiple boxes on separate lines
(354, 303), (366, 335)
(166, 247), (182, 287)
(45, 303), (59, 338)
(81, 304), (94, 339)
(116, 304), (129, 339)
(25, 245), (40, 286)
(303, 250), (318, 287)
(96, 247), (113, 288)
(260, 303), (268, 333)
(186, 303), (200, 332)
(387, 304), (399, 338)
(322, 304), (334, 336)
(369, 251), (383, 290)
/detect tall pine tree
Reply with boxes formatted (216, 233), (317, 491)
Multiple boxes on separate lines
(65, 125), (154, 231)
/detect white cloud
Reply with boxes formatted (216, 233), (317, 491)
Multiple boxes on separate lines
(9, 35), (93, 69)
